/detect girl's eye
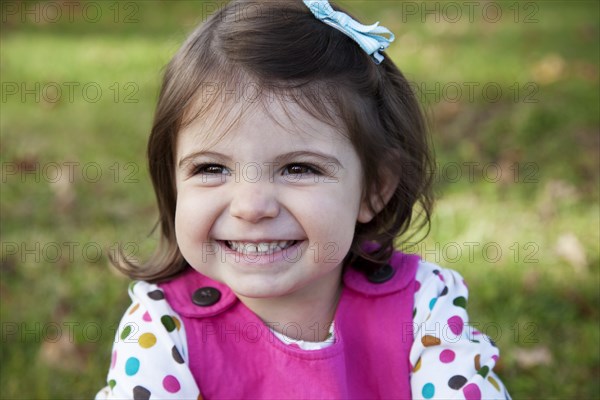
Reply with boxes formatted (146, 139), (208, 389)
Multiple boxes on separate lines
(192, 163), (229, 175)
(283, 164), (321, 176)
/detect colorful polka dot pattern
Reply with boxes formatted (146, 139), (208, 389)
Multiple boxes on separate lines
(163, 375), (182, 393)
(172, 345), (184, 364)
(411, 261), (510, 399)
(422, 382), (435, 398)
(439, 349), (455, 363)
(125, 357), (140, 376)
(96, 282), (201, 400)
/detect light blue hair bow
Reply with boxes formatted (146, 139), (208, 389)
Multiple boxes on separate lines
(303, 0), (395, 64)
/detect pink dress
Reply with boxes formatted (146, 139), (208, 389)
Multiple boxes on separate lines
(96, 252), (510, 399)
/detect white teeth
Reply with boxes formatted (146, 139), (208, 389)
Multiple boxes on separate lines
(225, 240), (295, 255)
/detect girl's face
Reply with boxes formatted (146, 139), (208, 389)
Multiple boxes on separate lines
(174, 101), (373, 303)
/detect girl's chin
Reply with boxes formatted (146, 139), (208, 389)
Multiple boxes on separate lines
(230, 283), (297, 301)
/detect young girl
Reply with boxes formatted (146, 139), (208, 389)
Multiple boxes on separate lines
(97, 1), (510, 399)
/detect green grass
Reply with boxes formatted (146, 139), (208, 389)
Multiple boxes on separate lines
(1, 1), (598, 398)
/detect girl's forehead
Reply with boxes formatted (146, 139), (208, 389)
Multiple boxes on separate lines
(177, 97), (348, 153)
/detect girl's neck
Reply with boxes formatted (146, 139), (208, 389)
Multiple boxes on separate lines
(237, 270), (343, 343)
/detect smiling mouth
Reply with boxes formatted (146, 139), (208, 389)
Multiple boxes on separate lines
(223, 240), (298, 255)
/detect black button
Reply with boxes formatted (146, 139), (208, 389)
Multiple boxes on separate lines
(191, 287), (221, 307)
(367, 264), (395, 283)
(147, 289), (165, 300)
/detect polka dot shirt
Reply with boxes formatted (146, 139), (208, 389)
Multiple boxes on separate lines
(95, 261), (510, 399)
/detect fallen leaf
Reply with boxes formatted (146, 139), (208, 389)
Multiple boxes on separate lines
(555, 232), (588, 274)
(514, 346), (553, 368)
(531, 54), (566, 85)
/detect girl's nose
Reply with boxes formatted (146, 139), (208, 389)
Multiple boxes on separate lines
(229, 181), (280, 223)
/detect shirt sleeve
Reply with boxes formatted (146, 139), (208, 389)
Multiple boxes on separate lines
(95, 281), (200, 400)
(410, 261), (511, 400)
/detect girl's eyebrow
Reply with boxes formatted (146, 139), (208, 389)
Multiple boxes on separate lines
(273, 151), (344, 169)
(178, 151), (232, 169)
(178, 150), (343, 169)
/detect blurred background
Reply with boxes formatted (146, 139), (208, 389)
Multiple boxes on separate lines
(1, 1), (598, 398)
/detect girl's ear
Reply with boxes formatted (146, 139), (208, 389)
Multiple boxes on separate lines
(357, 167), (399, 223)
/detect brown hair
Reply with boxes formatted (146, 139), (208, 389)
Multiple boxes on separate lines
(114, 0), (434, 282)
